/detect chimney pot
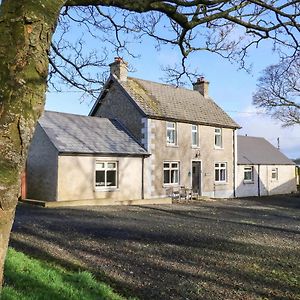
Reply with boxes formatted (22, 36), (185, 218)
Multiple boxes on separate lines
(109, 57), (128, 81)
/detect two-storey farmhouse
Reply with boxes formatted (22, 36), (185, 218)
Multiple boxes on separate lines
(25, 58), (296, 205)
(89, 58), (240, 199)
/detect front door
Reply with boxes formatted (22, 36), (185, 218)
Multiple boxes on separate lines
(192, 161), (201, 195)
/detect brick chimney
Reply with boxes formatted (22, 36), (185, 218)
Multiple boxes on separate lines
(109, 57), (128, 81)
(193, 76), (209, 98)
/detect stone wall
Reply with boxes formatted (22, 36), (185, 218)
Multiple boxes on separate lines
(93, 81), (144, 143)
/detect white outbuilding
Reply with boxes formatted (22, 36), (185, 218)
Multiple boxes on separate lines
(236, 135), (296, 197)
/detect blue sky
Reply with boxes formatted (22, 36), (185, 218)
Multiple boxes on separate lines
(45, 11), (300, 159)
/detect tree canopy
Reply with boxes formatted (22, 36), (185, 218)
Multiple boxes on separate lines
(253, 55), (300, 126)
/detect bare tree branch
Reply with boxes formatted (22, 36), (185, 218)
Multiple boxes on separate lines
(253, 54), (300, 126)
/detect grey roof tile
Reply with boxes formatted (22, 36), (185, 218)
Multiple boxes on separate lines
(237, 135), (294, 165)
(119, 77), (239, 128)
(39, 111), (147, 155)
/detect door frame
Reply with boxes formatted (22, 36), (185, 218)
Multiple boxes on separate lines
(191, 159), (202, 196)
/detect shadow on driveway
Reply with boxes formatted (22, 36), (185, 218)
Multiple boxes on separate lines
(10, 195), (300, 300)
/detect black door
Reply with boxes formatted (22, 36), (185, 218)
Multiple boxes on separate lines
(192, 161), (201, 195)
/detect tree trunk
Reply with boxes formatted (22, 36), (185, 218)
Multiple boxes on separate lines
(0, 0), (65, 288)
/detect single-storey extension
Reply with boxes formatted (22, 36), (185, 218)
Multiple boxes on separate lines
(236, 135), (296, 197)
(26, 111), (151, 204)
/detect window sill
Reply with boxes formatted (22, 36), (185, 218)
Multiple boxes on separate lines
(95, 187), (118, 192)
(163, 183), (180, 187)
(214, 147), (224, 150)
(192, 146), (200, 149)
(243, 180), (254, 184)
(166, 144), (179, 148)
(214, 181), (228, 185)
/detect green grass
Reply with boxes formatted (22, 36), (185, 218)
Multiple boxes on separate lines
(1, 248), (128, 300)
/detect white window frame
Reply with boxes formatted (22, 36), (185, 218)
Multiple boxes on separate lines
(163, 161), (180, 185)
(271, 167), (278, 180)
(166, 122), (177, 146)
(214, 128), (223, 148)
(214, 162), (227, 183)
(243, 166), (254, 182)
(191, 124), (199, 147)
(95, 161), (118, 190)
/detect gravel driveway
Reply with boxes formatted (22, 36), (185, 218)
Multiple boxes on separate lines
(10, 195), (300, 300)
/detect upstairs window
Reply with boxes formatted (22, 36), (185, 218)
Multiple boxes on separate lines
(191, 125), (199, 147)
(271, 167), (278, 180)
(166, 122), (177, 145)
(244, 166), (254, 182)
(214, 128), (222, 148)
(163, 162), (179, 185)
(215, 162), (227, 182)
(95, 161), (117, 189)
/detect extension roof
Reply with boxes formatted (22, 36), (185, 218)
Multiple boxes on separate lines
(38, 111), (147, 155)
(90, 76), (240, 129)
(237, 135), (295, 165)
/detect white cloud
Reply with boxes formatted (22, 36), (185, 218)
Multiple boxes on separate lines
(233, 105), (300, 159)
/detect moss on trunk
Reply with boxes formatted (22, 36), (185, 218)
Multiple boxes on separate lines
(0, 0), (65, 289)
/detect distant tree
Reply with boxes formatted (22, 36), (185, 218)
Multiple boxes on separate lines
(253, 55), (300, 126)
(0, 0), (300, 289)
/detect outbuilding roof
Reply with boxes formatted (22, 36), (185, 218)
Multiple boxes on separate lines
(91, 76), (240, 129)
(237, 135), (295, 165)
(38, 111), (147, 155)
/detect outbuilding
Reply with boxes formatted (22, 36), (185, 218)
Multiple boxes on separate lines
(26, 111), (162, 205)
(236, 135), (296, 197)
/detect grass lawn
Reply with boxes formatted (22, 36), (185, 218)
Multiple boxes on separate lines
(1, 248), (129, 300)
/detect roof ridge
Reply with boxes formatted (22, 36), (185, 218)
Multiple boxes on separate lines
(128, 76), (200, 93)
(44, 110), (112, 122)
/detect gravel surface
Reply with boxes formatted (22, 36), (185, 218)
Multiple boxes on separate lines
(10, 195), (300, 300)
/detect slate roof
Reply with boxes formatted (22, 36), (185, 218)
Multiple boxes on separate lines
(118, 77), (239, 128)
(237, 135), (295, 165)
(38, 111), (147, 155)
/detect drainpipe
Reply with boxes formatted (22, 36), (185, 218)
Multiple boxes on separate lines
(257, 164), (261, 197)
(233, 129), (236, 198)
(141, 155), (145, 199)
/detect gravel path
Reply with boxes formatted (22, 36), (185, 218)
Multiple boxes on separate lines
(10, 195), (300, 300)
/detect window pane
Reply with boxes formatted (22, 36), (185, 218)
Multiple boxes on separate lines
(107, 162), (116, 169)
(167, 122), (175, 129)
(95, 171), (105, 186)
(164, 163), (169, 169)
(215, 135), (222, 147)
(215, 169), (219, 181)
(220, 169), (226, 181)
(164, 170), (170, 184)
(106, 170), (116, 186)
(96, 162), (105, 170)
(171, 163), (178, 168)
(171, 170), (179, 183)
(244, 171), (252, 180)
(167, 130), (175, 144)
(192, 131), (198, 146)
